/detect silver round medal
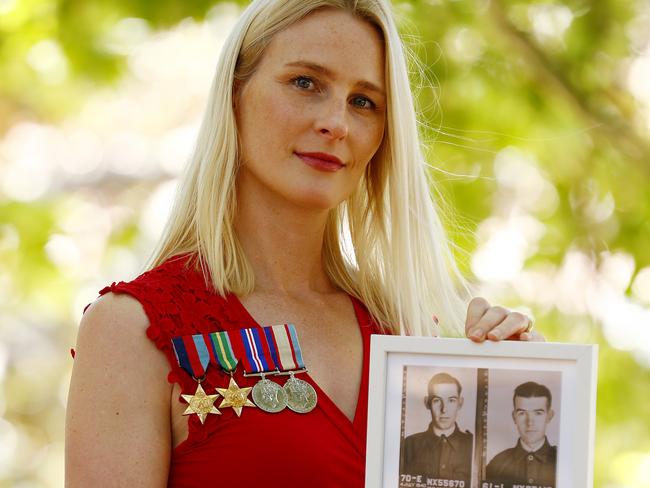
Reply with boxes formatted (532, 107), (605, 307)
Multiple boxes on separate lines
(283, 375), (318, 413)
(252, 378), (288, 413)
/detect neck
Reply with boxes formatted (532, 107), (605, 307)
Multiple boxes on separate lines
(520, 437), (546, 452)
(234, 175), (335, 296)
(433, 424), (456, 437)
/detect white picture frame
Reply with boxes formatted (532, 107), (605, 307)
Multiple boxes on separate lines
(365, 337), (598, 488)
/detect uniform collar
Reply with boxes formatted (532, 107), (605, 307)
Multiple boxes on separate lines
(426, 423), (465, 449)
(513, 437), (554, 463)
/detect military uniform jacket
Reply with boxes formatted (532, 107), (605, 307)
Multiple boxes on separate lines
(486, 437), (557, 488)
(400, 423), (473, 484)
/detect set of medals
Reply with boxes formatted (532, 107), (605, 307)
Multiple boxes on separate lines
(171, 324), (318, 424)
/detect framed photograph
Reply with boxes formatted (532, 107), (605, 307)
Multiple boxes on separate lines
(365, 337), (598, 488)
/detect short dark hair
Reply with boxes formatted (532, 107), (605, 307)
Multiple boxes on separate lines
(427, 372), (462, 400)
(513, 381), (552, 409)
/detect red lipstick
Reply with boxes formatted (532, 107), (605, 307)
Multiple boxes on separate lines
(295, 152), (345, 172)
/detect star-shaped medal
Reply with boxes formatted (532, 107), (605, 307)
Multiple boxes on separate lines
(181, 383), (221, 424)
(216, 377), (255, 417)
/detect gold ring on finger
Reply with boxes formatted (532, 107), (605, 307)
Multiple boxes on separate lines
(525, 318), (534, 333)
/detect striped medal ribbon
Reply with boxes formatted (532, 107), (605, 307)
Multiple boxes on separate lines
(171, 334), (221, 424)
(232, 327), (288, 413)
(207, 331), (238, 374)
(208, 330), (255, 417)
(265, 324), (318, 413)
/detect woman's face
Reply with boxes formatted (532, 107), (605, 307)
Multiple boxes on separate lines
(235, 8), (386, 211)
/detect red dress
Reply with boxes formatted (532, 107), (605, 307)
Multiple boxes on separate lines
(94, 255), (381, 487)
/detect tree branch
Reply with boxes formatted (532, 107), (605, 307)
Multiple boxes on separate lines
(488, 0), (650, 174)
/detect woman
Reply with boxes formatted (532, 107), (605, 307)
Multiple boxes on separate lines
(65, 0), (540, 486)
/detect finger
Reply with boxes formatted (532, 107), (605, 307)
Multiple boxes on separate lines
(519, 330), (546, 342)
(465, 297), (491, 336)
(486, 311), (530, 341)
(467, 306), (509, 342)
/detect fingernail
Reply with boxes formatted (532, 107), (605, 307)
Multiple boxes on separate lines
(489, 330), (502, 340)
(470, 328), (484, 340)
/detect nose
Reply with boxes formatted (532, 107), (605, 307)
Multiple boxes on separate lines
(440, 401), (447, 414)
(315, 98), (348, 140)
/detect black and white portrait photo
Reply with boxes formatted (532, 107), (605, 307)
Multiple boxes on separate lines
(398, 366), (477, 488)
(483, 370), (562, 488)
(367, 338), (596, 488)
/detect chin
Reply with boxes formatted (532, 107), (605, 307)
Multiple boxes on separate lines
(290, 190), (344, 211)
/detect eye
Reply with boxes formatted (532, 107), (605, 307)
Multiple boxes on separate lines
(291, 75), (315, 90)
(350, 95), (376, 110)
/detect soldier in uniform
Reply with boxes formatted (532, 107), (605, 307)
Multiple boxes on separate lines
(486, 381), (557, 488)
(400, 372), (473, 486)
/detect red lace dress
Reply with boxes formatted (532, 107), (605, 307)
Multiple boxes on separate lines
(93, 255), (381, 487)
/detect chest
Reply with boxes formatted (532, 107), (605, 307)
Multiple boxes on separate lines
(169, 292), (366, 449)
(238, 292), (365, 420)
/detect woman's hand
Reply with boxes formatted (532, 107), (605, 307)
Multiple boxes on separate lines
(464, 297), (545, 342)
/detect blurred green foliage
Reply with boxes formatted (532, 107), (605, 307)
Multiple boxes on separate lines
(1, 0), (649, 486)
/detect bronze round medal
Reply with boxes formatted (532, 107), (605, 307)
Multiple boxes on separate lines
(283, 376), (317, 413)
(252, 378), (288, 413)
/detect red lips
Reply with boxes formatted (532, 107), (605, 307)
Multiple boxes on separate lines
(295, 151), (345, 172)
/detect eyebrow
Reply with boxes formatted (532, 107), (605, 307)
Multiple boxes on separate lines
(284, 60), (386, 97)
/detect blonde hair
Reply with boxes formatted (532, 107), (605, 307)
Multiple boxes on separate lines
(149, 0), (469, 336)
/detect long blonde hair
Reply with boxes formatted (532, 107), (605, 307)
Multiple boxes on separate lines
(149, 0), (469, 336)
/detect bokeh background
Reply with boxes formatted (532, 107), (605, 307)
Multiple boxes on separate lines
(0, 0), (649, 486)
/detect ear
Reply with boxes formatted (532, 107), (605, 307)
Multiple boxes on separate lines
(458, 396), (464, 409)
(423, 396), (429, 409)
(547, 408), (555, 423)
(511, 410), (516, 424)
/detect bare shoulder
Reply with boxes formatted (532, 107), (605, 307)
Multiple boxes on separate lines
(66, 292), (171, 487)
(82, 290), (147, 327)
(75, 292), (168, 376)
(80, 291), (152, 343)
